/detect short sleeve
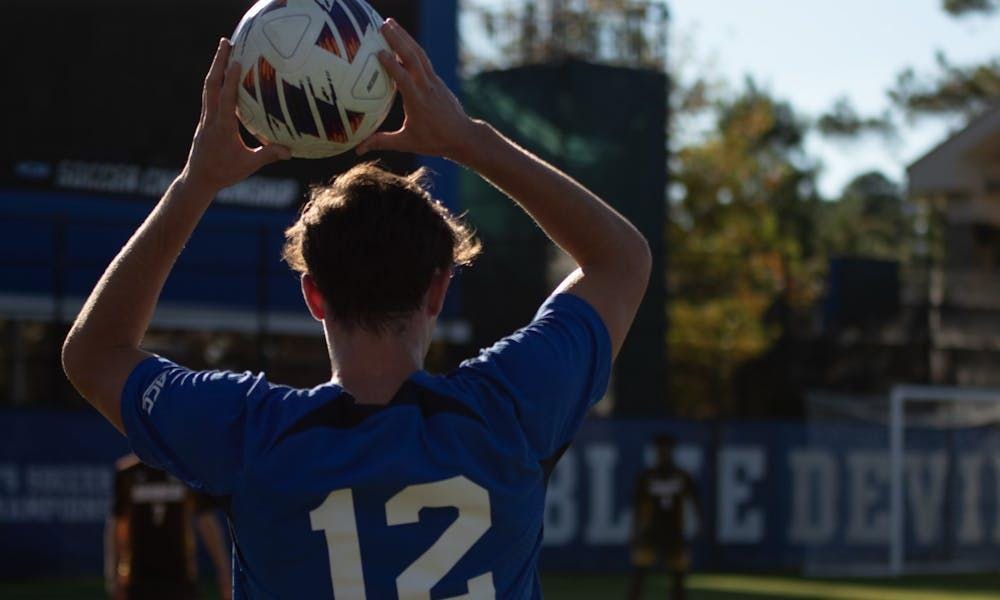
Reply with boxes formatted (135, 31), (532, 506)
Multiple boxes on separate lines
(121, 356), (262, 495)
(458, 293), (612, 459)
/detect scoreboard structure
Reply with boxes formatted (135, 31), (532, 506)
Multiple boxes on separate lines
(0, 0), (463, 338)
(462, 62), (668, 415)
(2, 0), (457, 207)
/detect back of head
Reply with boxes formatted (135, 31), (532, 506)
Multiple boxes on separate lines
(655, 433), (676, 465)
(282, 163), (481, 333)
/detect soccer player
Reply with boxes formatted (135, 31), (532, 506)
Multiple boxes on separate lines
(107, 454), (231, 600)
(62, 19), (650, 599)
(626, 434), (701, 600)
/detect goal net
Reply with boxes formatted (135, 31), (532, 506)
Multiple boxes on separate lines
(803, 386), (1000, 576)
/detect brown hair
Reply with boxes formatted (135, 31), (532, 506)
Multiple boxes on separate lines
(282, 163), (481, 332)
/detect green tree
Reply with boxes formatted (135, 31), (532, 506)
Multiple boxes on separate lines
(890, 2), (999, 119)
(819, 171), (912, 261)
(891, 54), (1000, 120)
(463, 0), (669, 70)
(459, 1), (928, 417)
(817, 97), (896, 139)
(668, 82), (823, 416)
(817, 1), (997, 142)
(943, 0), (996, 16)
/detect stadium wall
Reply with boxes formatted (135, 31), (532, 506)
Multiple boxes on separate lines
(2, 415), (997, 577)
(461, 64), (669, 416)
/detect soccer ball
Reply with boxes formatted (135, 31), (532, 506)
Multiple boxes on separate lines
(229, 0), (397, 159)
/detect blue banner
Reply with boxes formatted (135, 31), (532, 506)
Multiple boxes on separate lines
(2, 412), (998, 577)
(0, 189), (304, 314)
(0, 411), (128, 577)
(540, 420), (1000, 572)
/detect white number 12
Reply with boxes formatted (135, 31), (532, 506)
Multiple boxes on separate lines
(309, 475), (495, 600)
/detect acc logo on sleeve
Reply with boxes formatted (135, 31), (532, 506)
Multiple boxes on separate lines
(142, 372), (168, 415)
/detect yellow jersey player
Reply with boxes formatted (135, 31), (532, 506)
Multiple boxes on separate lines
(627, 434), (700, 600)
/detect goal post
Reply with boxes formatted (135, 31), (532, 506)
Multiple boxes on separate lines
(804, 386), (1000, 577)
(889, 384), (1000, 576)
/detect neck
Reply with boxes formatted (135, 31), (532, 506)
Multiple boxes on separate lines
(324, 319), (427, 405)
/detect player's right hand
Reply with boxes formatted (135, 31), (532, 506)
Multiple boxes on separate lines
(357, 19), (480, 161)
(183, 39), (291, 193)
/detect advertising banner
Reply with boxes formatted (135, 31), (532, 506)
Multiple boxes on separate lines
(2, 413), (998, 577)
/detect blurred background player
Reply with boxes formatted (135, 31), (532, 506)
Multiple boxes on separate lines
(107, 454), (231, 600)
(627, 434), (700, 600)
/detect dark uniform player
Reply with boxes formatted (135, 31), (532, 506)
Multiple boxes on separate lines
(627, 434), (700, 600)
(107, 454), (231, 600)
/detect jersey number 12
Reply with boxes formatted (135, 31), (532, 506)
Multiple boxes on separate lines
(310, 475), (495, 599)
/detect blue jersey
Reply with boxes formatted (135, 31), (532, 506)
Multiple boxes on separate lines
(121, 293), (611, 599)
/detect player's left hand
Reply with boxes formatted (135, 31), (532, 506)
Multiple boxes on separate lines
(183, 39), (291, 193)
(356, 19), (478, 160)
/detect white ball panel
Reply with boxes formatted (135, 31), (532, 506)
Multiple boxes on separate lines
(263, 15), (312, 59)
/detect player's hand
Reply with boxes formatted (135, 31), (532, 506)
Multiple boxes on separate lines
(183, 39), (291, 193)
(357, 19), (480, 160)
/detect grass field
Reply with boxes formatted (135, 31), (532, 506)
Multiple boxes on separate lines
(2, 573), (999, 599)
(545, 573), (1000, 599)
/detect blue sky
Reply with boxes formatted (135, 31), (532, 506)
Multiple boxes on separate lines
(671, 0), (1000, 196)
(463, 0), (999, 197)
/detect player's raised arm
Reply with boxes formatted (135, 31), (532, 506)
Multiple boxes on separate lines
(61, 39), (290, 432)
(359, 20), (651, 355)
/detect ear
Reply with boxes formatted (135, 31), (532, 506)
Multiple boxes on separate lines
(424, 268), (453, 318)
(301, 274), (327, 321)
